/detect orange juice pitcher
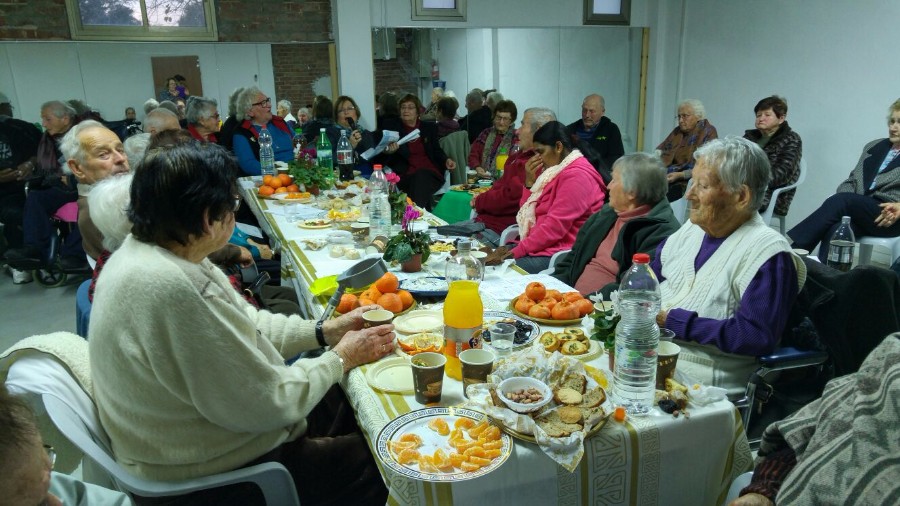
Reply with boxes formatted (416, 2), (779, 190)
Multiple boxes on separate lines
(443, 280), (483, 380)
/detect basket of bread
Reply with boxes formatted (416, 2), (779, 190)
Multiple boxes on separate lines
(464, 345), (611, 471)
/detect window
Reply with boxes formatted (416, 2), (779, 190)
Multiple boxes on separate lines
(411, 0), (466, 22)
(583, 0), (631, 26)
(65, 0), (218, 41)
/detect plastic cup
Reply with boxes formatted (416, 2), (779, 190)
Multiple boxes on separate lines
(411, 352), (446, 404)
(284, 203), (302, 223)
(362, 309), (393, 328)
(656, 340), (681, 390)
(459, 348), (494, 398)
(659, 328), (676, 342)
(489, 322), (516, 356)
(469, 250), (488, 266)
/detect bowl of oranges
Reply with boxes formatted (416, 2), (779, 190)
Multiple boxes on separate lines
(333, 272), (418, 317)
(257, 174), (301, 198)
(509, 282), (594, 326)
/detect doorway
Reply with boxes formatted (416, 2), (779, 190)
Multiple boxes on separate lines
(151, 55), (203, 100)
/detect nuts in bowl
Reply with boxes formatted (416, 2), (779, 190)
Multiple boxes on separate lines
(497, 377), (553, 414)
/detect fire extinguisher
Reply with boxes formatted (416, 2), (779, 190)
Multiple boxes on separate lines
(431, 60), (439, 80)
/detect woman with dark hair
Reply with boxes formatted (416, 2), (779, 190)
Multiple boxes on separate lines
(743, 95), (802, 216)
(435, 96), (460, 139)
(500, 121), (606, 273)
(376, 91), (401, 132)
(469, 99), (518, 179)
(334, 95), (375, 177)
(379, 94), (457, 209)
(302, 95), (340, 146)
(89, 141), (392, 505)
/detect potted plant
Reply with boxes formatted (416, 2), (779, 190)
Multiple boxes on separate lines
(382, 205), (431, 272)
(590, 292), (620, 370)
(384, 172), (408, 225)
(288, 155), (330, 195)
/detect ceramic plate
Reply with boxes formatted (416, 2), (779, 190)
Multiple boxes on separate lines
(393, 310), (444, 334)
(375, 407), (512, 482)
(480, 310), (540, 348)
(509, 296), (585, 326)
(298, 219), (332, 229)
(540, 339), (602, 362)
(365, 357), (414, 393)
(400, 277), (449, 297)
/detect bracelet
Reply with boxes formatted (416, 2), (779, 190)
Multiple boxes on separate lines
(333, 350), (346, 372)
(315, 320), (327, 348)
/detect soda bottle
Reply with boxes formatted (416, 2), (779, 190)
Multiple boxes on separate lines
(443, 240), (484, 380)
(826, 216), (855, 272)
(613, 253), (660, 415)
(495, 146), (509, 176)
(316, 128), (334, 188)
(337, 130), (354, 181)
(258, 127), (275, 176)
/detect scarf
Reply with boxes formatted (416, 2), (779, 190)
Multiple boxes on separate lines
(516, 149), (582, 239)
(480, 127), (516, 176)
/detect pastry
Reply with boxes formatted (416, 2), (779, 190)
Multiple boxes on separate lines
(579, 387), (606, 409)
(540, 332), (560, 353)
(559, 373), (587, 394)
(557, 406), (584, 424)
(563, 328), (587, 341)
(553, 387), (583, 405)
(559, 340), (588, 355)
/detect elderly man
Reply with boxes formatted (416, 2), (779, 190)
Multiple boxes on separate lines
(470, 107), (556, 239)
(0, 94), (41, 283)
(552, 152), (680, 296)
(232, 86), (294, 176)
(651, 137), (806, 395)
(0, 384), (130, 505)
(657, 98), (719, 200)
(567, 94), (624, 172)
(60, 120), (130, 262)
(4, 101), (83, 271)
(276, 99), (297, 129)
(144, 107), (181, 135)
(458, 88), (492, 143)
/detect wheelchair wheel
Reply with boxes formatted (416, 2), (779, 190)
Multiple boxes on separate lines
(34, 267), (68, 287)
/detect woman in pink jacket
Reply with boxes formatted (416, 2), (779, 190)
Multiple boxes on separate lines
(509, 121), (607, 273)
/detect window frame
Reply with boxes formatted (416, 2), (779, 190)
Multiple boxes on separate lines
(65, 0), (219, 42)
(410, 0), (467, 22)
(583, 0), (631, 26)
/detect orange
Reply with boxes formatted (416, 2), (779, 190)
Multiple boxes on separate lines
(484, 448), (502, 459)
(397, 289), (414, 310)
(377, 293), (403, 313)
(358, 297), (376, 307)
(258, 185), (275, 197)
(433, 449), (453, 471)
(262, 175), (274, 186)
(278, 173), (293, 186)
(399, 433), (423, 445)
(286, 184), (300, 192)
(449, 453), (467, 468)
(551, 300), (580, 320)
(467, 420), (489, 438)
(538, 297), (557, 310)
(360, 286), (382, 304)
(468, 456), (492, 467)
(268, 177), (283, 189)
(528, 304), (552, 319)
(482, 440), (502, 450)
(460, 461), (481, 472)
(375, 272), (400, 294)
(463, 446), (485, 458)
(274, 186), (288, 194)
(454, 417), (476, 429)
(482, 426), (501, 441)
(547, 289), (563, 301)
(524, 282), (546, 301)
(427, 417), (450, 436)
(575, 298), (595, 316)
(418, 455), (439, 473)
(336, 293), (359, 314)
(514, 296), (535, 314)
(396, 448), (420, 465)
(563, 291), (583, 303)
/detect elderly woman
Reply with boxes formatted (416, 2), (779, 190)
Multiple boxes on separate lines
(789, 99), (900, 260)
(657, 98), (718, 200)
(499, 121), (606, 273)
(468, 99), (518, 179)
(185, 96), (220, 143)
(651, 137), (806, 395)
(217, 87), (244, 151)
(743, 95), (802, 216)
(157, 77), (180, 102)
(435, 96), (460, 139)
(421, 86), (444, 120)
(379, 94), (456, 210)
(89, 141), (391, 505)
(334, 95), (375, 177)
(553, 153), (680, 295)
(297, 106), (310, 128)
(276, 99), (297, 129)
(232, 86), (295, 176)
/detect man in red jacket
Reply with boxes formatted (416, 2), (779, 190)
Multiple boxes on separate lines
(471, 107), (556, 242)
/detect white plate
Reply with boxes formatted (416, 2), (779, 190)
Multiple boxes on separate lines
(393, 310), (443, 334)
(366, 357), (414, 393)
(375, 407), (512, 482)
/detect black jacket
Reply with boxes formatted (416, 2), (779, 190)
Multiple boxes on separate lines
(567, 116), (624, 172)
(459, 105), (492, 143)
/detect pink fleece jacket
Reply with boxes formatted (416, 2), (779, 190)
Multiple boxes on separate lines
(512, 156), (606, 258)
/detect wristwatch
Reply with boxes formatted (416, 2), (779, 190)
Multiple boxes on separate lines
(315, 320), (327, 348)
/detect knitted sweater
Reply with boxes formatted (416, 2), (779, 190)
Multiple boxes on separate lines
(89, 235), (343, 481)
(744, 121), (803, 216)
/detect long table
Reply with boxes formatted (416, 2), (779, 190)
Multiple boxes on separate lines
(238, 178), (753, 506)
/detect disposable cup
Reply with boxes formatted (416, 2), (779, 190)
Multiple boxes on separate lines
(362, 309), (393, 328)
(489, 322), (516, 356)
(659, 328), (676, 342)
(411, 352), (446, 404)
(459, 348), (494, 398)
(656, 340), (681, 390)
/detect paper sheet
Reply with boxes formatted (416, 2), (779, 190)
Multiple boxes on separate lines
(360, 129), (420, 160)
(479, 273), (576, 302)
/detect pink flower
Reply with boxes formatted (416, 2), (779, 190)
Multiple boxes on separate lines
(401, 205), (421, 230)
(385, 172), (401, 185)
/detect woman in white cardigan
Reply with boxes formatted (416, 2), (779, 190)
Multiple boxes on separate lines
(89, 142), (392, 505)
(649, 137), (806, 395)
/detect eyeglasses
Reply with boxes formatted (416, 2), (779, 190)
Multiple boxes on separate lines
(233, 195), (241, 213)
(338, 107), (356, 113)
(252, 98), (271, 108)
(676, 113), (694, 119)
(44, 445), (56, 470)
(495, 115), (513, 123)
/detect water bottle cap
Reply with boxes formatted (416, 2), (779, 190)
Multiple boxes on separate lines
(320, 128), (326, 132)
(632, 253), (650, 264)
(373, 164), (382, 171)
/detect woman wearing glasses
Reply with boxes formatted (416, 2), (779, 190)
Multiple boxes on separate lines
(185, 96), (221, 143)
(469, 99), (519, 179)
(656, 98), (718, 200)
(334, 95), (375, 177)
(89, 142), (392, 505)
(232, 86), (295, 176)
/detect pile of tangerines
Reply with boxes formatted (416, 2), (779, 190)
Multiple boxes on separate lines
(513, 282), (594, 321)
(335, 272), (416, 315)
(258, 174), (301, 197)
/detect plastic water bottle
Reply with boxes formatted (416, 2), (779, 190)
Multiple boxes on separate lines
(368, 165), (391, 241)
(826, 216), (855, 272)
(445, 239), (484, 285)
(316, 128), (334, 188)
(258, 127), (275, 176)
(613, 253), (661, 415)
(336, 130), (354, 181)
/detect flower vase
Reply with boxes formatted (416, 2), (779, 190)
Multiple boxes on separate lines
(401, 254), (423, 273)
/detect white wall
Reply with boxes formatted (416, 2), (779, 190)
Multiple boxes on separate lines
(0, 42), (274, 124)
(665, 0), (900, 230)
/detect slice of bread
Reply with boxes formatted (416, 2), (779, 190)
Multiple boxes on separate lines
(559, 373), (587, 394)
(554, 387), (583, 405)
(558, 405), (584, 424)
(581, 406), (606, 428)
(579, 387), (606, 409)
(535, 410), (583, 437)
(560, 340), (588, 355)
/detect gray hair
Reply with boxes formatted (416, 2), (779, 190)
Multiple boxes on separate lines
(237, 86), (264, 120)
(143, 98), (159, 115)
(40, 100), (76, 120)
(523, 107), (557, 132)
(678, 99), (706, 120)
(613, 153), (668, 205)
(584, 94), (606, 110)
(157, 100), (178, 114)
(485, 91), (504, 110)
(694, 136), (771, 209)
(228, 87), (245, 117)
(276, 99), (292, 113)
(465, 88), (484, 105)
(59, 119), (105, 169)
(297, 106), (310, 119)
(88, 173), (134, 252)
(185, 96), (218, 125)
(143, 108), (179, 134)
(124, 133), (151, 169)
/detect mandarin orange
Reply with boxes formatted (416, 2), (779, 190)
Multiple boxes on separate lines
(258, 185), (275, 197)
(574, 298), (594, 316)
(286, 184), (300, 192)
(524, 282), (546, 301)
(551, 300), (579, 320)
(514, 296), (536, 314)
(278, 173), (292, 186)
(563, 291), (583, 303)
(375, 272), (399, 294)
(336, 293), (359, 314)
(377, 293), (403, 313)
(547, 289), (563, 301)
(397, 289), (414, 309)
(274, 186), (288, 194)
(268, 177), (283, 189)
(262, 175), (274, 186)
(528, 304), (552, 319)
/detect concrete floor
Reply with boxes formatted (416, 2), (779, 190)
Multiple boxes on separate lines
(0, 266), (81, 352)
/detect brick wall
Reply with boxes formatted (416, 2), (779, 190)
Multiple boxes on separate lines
(272, 43), (331, 114)
(373, 28), (419, 98)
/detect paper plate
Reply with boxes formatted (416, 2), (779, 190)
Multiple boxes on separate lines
(298, 219), (332, 229)
(537, 339), (602, 362)
(393, 310), (443, 334)
(366, 357), (414, 393)
(509, 296), (585, 326)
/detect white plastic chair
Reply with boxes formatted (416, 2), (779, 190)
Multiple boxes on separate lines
(669, 178), (694, 225)
(539, 249), (571, 275)
(499, 224), (520, 245)
(761, 157), (807, 235)
(722, 471), (753, 505)
(857, 235), (900, 266)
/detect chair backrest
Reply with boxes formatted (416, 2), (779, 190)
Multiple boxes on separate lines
(669, 178), (693, 225)
(439, 130), (470, 184)
(761, 156), (806, 226)
(53, 202), (80, 223)
(76, 279), (92, 338)
(499, 224), (520, 246)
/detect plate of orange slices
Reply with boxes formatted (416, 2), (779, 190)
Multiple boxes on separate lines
(395, 332), (444, 358)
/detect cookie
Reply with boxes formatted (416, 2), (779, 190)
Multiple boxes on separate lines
(553, 387), (583, 405)
(558, 406), (584, 424)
